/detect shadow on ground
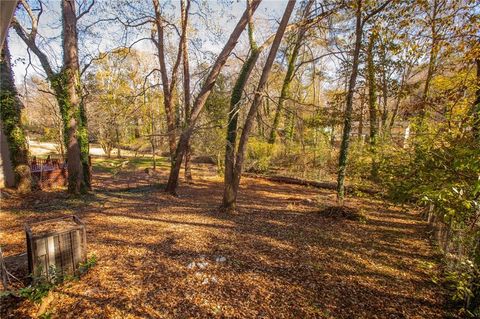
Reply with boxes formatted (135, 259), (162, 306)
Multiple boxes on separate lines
(0, 166), (447, 318)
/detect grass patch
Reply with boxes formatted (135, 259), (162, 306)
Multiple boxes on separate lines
(92, 156), (169, 174)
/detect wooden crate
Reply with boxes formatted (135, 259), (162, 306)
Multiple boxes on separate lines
(25, 216), (87, 281)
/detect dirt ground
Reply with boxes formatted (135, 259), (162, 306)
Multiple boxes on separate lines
(1, 163), (448, 318)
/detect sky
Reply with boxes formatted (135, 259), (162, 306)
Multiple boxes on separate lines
(8, 0), (294, 86)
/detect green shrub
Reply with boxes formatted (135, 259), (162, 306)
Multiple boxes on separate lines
(246, 138), (276, 173)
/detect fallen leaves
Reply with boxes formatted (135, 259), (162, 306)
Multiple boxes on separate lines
(0, 166), (449, 318)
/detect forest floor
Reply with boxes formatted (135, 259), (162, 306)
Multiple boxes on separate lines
(0, 158), (450, 318)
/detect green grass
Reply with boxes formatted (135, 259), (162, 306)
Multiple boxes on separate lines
(92, 156), (169, 174)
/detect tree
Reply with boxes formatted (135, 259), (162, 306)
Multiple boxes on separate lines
(269, 0), (314, 144)
(181, 0), (193, 182)
(165, 0), (262, 194)
(0, 38), (31, 193)
(472, 50), (480, 141)
(222, 1), (340, 206)
(85, 49), (152, 158)
(12, 0), (93, 193)
(366, 29), (379, 180)
(221, 0), (297, 212)
(336, 0), (392, 203)
(152, 0), (189, 163)
(61, 0), (88, 193)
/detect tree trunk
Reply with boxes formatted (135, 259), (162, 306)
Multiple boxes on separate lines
(389, 65), (408, 131)
(336, 0), (363, 204)
(153, 0), (190, 163)
(165, 0), (262, 194)
(223, 50), (260, 205)
(0, 38), (31, 193)
(181, 0), (193, 182)
(473, 57), (480, 141)
(223, 1), (260, 207)
(380, 40), (388, 130)
(269, 1), (313, 144)
(62, 0), (86, 194)
(367, 30), (379, 180)
(221, 0), (296, 212)
(115, 126), (121, 158)
(358, 88), (365, 138)
(13, 0), (90, 193)
(152, 0), (183, 162)
(420, 1), (439, 120)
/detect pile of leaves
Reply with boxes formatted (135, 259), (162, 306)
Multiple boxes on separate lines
(318, 205), (366, 221)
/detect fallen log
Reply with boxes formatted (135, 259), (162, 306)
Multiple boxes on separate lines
(244, 173), (380, 196)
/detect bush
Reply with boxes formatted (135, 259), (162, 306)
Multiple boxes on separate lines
(246, 138), (276, 173)
(376, 119), (480, 316)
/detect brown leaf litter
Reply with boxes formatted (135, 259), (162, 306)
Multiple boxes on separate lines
(0, 164), (449, 318)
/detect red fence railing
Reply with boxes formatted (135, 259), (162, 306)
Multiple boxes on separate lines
(29, 157), (67, 188)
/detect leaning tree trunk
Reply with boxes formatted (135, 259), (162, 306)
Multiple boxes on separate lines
(221, 0), (296, 212)
(269, 0), (313, 144)
(336, 0), (363, 204)
(61, 0), (86, 194)
(367, 30), (379, 180)
(0, 39), (31, 193)
(165, 0), (262, 194)
(223, 1), (260, 207)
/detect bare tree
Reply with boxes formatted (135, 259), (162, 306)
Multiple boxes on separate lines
(181, 0), (193, 182)
(336, 0), (392, 204)
(12, 0), (93, 193)
(165, 0), (262, 194)
(221, 0), (297, 212)
(62, 0), (88, 193)
(152, 0), (188, 162)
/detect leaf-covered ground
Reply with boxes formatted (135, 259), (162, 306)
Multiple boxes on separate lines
(1, 162), (448, 318)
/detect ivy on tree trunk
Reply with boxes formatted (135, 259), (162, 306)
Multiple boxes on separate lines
(0, 39), (31, 193)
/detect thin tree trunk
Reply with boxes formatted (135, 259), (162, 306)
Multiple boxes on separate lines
(389, 65), (408, 130)
(358, 88), (365, 138)
(269, 0), (313, 144)
(165, 0), (262, 194)
(336, 0), (363, 204)
(153, 0), (177, 160)
(78, 98), (91, 189)
(472, 57), (480, 141)
(380, 40), (388, 130)
(0, 38), (31, 193)
(367, 30), (379, 180)
(221, 0), (296, 212)
(330, 124), (336, 146)
(181, 0), (193, 182)
(223, 0), (259, 207)
(115, 126), (121, 158)
(420, 0), (440, 120)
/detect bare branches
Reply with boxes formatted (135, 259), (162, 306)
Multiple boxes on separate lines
(80, 51), (108, 76)
(11, 16), (55, 79)
(77, 0), (95, 20)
